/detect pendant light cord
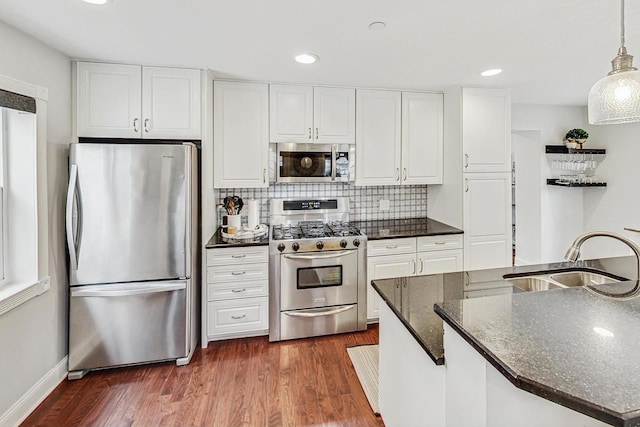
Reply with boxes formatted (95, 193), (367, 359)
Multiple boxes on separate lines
(621, 0), (626, 49)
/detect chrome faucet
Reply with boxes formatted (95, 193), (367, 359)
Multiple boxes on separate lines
(565, 231), (640, 280)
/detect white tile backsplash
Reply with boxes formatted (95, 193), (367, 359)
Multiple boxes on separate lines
(215, 183), (428, 225)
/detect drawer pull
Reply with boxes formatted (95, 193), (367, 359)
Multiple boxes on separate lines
(231, 314), (247, 320)
(231, 254), (246, 258)
(435, 241), (446, 245)
(231, 288), (247, 293)
(231, 271), (246, 276)
(386, 245), (398, 249)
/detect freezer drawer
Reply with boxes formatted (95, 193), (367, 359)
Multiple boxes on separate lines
(69, 281), (187, 373)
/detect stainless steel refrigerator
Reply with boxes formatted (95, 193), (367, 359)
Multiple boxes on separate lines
(66, 142), (199, 379)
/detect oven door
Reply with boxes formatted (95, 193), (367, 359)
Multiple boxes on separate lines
(280, 249), (358, 311)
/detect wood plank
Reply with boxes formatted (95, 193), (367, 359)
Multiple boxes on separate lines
(22, 326), (383, 427)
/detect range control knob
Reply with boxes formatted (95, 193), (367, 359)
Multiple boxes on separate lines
(277, 243), (285, 252)
(292, 242), (300, 252)
(353, 238), (361, 247)
(316, 241), (324, 250)
(340, 239), (348, 248)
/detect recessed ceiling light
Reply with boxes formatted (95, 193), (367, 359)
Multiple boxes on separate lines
(82, 0), (108, 4)
(481, 69), (502, 77)
(593, 326), (614, 338)
(369, 21), (386, 31)
(295, 53), (319, 64)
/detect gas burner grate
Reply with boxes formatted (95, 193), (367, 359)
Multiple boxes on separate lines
(272, 220), (362, 240)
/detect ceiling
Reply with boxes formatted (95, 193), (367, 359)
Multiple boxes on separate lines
(0, 0), (638, 105)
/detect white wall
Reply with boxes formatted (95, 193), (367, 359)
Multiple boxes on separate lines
(512, 104), (589, 263)
(0, 20), (71, 421)
(582, 122), (640, 259)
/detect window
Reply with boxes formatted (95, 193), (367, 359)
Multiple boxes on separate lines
(0, 79), (49, 316)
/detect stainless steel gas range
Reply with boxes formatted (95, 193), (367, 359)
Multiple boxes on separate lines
(269, 198), (367, 342)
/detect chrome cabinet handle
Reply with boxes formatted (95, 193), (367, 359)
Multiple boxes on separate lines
(411, 259), (416, 274)
(464, 153), (469, 168)
(465, 178), (469, 192)
(395, 168), (400, 181)
(231, 254), (246, 259)
(386, 245), (398, 249)
(144, 118), (150, 133)
(231, 288), (247, 293)
(231, 271), (246, 276)
(263, 168), (266, 183)
(133, 118), (139, 132)
(435, 241), (446, 245)
(231, 314), (247, 320)
(419, 259), (424, 273)
(403, 168), (407, 181)
(315, 128), (319, 140)
(308, 128), (312, 139)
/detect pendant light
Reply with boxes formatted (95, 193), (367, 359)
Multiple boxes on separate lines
(588, 0), (640, 125)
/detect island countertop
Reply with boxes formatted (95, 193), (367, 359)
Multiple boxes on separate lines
(371, 256), (639, 426)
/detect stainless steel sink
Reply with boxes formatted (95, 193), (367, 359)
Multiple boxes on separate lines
(507, 276), (562, 292)
(550, 271), (620, 287)
(504, 270), (623, 293)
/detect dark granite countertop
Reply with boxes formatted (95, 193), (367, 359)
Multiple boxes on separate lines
(353, 217), (463, 240)
(372, 256), (639, 426)
(205, 226), (269, 249)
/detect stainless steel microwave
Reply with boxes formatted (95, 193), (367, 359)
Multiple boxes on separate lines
(276, 143), (355, 183)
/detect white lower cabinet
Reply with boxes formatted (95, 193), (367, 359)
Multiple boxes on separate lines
(367, 235), (463, 321)
(205, 246), (269, 341)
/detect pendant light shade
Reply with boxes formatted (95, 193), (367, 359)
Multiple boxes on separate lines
(588, 0), (640, 125)
(588, 69), (640, 124)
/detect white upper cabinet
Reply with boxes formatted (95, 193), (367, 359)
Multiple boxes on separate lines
(402, 92), (444, 184)
(356, 89), (443, 186)
(355, 89), (402, 186)
(462, 88), (511, 173)
(270, 84), (355, 144)
(76, 62), (201, 139)
(141, 67), (201, 139)
(77, 62), (142, 138)
(213, 81), (269, 188)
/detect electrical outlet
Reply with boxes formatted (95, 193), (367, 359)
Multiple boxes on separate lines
(379, 199), (390, 211)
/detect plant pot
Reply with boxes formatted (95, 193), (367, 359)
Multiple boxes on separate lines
(565, 141), (578, 149)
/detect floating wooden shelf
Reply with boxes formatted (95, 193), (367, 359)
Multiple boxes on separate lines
(546, 179), (607, 187)
(545, 145), (606, 155)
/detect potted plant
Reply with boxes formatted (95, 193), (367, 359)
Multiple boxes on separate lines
(564, 129), (589, 149)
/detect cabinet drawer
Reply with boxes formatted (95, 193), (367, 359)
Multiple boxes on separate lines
(207, 280), (268, 301)
(367, 253), (417, 280)
(206, 246), (268, 266)
(207, 297), (268, 336)
(417, 249), (463, 275)
(416, 234), (463, 252)
(207, 263), (268, 283)
(367, 238), (416, 257)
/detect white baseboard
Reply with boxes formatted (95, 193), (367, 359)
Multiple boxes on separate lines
(0, 356), (67, 427)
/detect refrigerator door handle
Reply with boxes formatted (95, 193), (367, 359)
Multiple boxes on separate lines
(66, 165), (80, 271)
(71, 282), (186, 298)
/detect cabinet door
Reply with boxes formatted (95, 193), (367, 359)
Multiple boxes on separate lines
(355, 89), (402, 186)
(141, 67), (201, 139)
(401, 92), (444, 184)
(214, 81), (269, 188)
(269, 84), (313, 142)
(463, 172), (512, 270)
(76, 62), (141, 138)
(367, 253), (416, 320)
(313, 87), (356, 144)
(417, 249), (463, 276)
(462, 88), (511, 173)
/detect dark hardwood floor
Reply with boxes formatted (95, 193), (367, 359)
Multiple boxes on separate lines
(22, 326), (383, 427)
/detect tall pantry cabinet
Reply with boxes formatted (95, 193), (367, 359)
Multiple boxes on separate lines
(430, 87), (512, 271)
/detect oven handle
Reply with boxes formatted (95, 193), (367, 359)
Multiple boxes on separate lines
(284, 305), (354, 318)
(283, 250), (355, 260)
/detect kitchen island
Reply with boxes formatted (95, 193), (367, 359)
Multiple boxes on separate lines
(372, 257), (639, 427)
